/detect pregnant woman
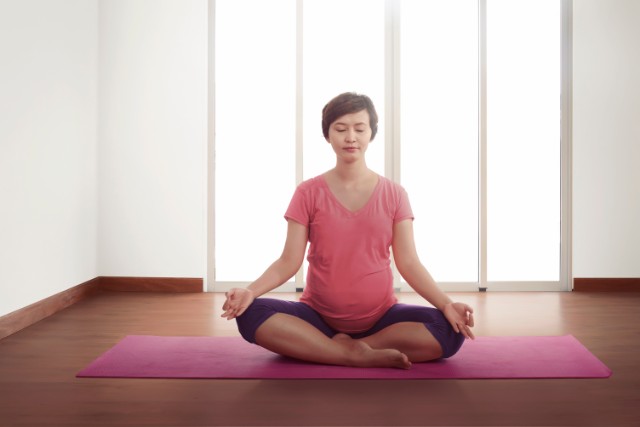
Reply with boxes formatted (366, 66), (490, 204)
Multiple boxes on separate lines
(222, 92), (474, 369)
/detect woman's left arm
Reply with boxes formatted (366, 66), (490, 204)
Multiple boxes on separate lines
(392, 219), (475, 339)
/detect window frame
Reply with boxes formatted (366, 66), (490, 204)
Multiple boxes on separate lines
(206, 0), (573, 292)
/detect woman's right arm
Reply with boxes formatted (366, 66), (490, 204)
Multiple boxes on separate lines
(221, 220), (308, 320)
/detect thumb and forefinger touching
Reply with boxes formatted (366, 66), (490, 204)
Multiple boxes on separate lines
(221, 290), (242, 320)
(450, 303), (475, 340)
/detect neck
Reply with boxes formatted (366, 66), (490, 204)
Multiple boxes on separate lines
(331, 160), (372, 184)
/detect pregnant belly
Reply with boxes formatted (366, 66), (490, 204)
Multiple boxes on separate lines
(304, 269), (397, 333)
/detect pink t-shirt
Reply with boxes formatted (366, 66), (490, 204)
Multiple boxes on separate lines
(284, 174), (414, 333)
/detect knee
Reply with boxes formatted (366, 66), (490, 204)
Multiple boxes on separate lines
(442, 331), (465, 358)
(419, 311), (465, 359)
(235, 299), (276, 344)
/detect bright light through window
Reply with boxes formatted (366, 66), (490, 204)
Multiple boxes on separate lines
(303, 0), (386, 180)
(213, 0), (565, 289)
(215, 0), (296, 281)
(487, 0), (560, 281)
(400, 0), (479, 283)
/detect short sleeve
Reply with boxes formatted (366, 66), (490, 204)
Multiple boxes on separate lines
(284, 185), (310, 227)
(394, 186), (414, 223)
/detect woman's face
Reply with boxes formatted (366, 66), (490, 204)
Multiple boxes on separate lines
(326, 109), (372, 162)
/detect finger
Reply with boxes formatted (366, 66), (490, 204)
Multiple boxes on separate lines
(222, 291), (236, 310)
(465, 326), (474, 340)
(222, 302), (235, 313)
(468, 312), (475, 327)
(451, 321), (460, 334)
(459, 323), (469, 339)
(466, 325), (476, 340)
(221, 304), (239, 318)
(221, 309), (237, 320)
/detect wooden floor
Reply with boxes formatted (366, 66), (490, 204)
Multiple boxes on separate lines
(0, 290), (639, 426)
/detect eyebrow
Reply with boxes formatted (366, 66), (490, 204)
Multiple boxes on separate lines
(334, 122), (368, 127)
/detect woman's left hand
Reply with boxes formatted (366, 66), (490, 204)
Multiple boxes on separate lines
(443, 302), (475, 339)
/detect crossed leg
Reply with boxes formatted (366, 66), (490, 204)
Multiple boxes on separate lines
(254, 313), (442, 369)
(359, 321), (443, 362)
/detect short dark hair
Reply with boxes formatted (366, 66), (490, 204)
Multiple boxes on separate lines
(321, 92), (379, 141)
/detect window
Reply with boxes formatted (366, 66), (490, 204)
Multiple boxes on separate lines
(214, 0), (296, 282)
(400, 0), (479, 283)
(486, 0), (561, 281)
(211, 0), (570, 292)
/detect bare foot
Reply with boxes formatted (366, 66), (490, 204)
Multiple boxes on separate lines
(332, 333), (352, 342)
(332, 333), (412, 369)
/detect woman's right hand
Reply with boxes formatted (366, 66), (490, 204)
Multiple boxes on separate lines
(221, 288), (255, 320)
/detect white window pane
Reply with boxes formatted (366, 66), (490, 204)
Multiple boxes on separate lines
(303, 0), (385, 180)
(486, 0), (560, 281)
(215, 0), (296, 281)
(400, 0), (479, 282)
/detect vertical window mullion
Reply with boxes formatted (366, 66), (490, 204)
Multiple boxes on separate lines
(207, 0), (216, 290)
(560, 0), (572, 290)
(479, 0), (488, 290)
(294, 0), (304, 289)
(385, 0), (402, 290)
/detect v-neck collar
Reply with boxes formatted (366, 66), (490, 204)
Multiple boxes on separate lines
(320, 174), (382, 216)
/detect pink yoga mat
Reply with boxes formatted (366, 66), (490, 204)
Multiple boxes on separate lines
(77, 335), (611, 380)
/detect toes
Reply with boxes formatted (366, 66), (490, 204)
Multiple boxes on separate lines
(332, 333), (352, 342)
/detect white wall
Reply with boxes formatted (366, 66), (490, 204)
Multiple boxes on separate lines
(0, 0), (98, 317)
(98, 0), (207, 278)
(573, 0), (640, 278)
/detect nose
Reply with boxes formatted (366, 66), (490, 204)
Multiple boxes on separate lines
(346, 129), (357, 143)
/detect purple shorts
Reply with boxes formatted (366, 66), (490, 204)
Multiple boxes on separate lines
(235, 298), (465, 359)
